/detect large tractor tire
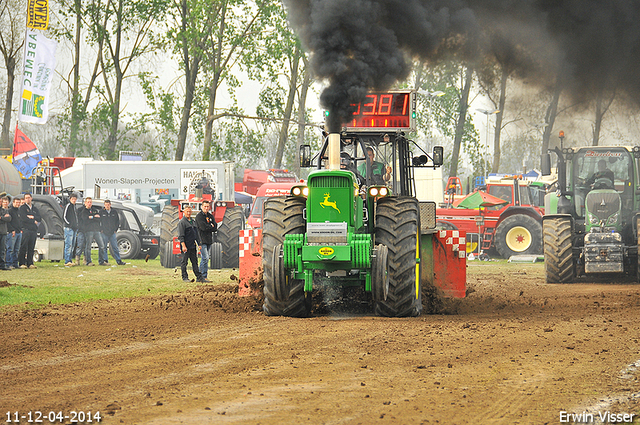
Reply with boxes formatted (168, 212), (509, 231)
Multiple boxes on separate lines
(111, 230), (141, 260)
(262, 196), (310, 317)
(210, 242), (223, 270)
(159, 205), (179, 268)
(494, 214), (542, 258)
(217, 206), (244, 269)
(543, 217), (574, 283)
(34, 201), (64, 238)
(374, 196), (422, 317)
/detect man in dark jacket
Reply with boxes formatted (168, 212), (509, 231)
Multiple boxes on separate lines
(6, 196), (22, 269)
(195, 200), (216, 282)
(77, 197), (106, 266)
(178, 205), (204, 283)
(0, 196), (12, 270)
(63, 193), (79, 266)
(18, 193), (41, 269)
(100, 199), (125, 266)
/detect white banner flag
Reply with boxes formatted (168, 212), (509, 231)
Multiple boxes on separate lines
(18, 29), (57, 124)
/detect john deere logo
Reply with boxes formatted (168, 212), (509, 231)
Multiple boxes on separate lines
(320, 193), (340, 213)
(319, 247), (334, 256)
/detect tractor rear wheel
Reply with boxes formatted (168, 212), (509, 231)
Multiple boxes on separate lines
(262, 197), (310, 317)
(159, 205), (179, 268)
(494, 214), (542, 258)
(543, 217), (574, 283)
(34, 201), (64, 238)
(217, 206), (244, 268)
(374, 197), (422, 317)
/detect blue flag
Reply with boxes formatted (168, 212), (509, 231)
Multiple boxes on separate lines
(13, 126), (42, 178)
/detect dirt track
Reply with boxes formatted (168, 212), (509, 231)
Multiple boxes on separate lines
(2, 262), (640, 424)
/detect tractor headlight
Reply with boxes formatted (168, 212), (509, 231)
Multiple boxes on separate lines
(606, 212), (619, 226)
(369, 187), (379, 197)
(379, 187), (388, 197)
(291, 186), (308, 197)
(589, 213), (600, 225)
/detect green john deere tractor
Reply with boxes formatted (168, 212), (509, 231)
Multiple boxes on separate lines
(541, 144), (640, 282)
(261, 91), (446, 317)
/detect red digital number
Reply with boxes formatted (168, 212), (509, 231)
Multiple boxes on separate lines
(401, 94), (408, 115)
(378, 95), (392, 115)
(362, 95), (377, 115)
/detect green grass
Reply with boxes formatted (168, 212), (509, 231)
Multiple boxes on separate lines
(0, 257), (236, 311)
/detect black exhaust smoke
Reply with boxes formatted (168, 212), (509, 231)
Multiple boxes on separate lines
(283, 0), (640, 132)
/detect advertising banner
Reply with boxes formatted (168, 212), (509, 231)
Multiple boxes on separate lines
(26, 0), (49, 30)
(18, 29), (57, 124)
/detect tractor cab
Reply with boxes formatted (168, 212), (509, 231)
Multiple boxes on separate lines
(569, 148), (634, 232)
(542, 142), (640, 281)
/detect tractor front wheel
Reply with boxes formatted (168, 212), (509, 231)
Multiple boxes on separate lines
(262, 197), (309, 317)
(543, 217), (574, 283)
(263, 244), (311, 317)
(374, 197), (422, 317)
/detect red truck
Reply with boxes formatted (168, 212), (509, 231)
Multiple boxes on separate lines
(246, 182), (299, 229)
(436, 178), (544, 258)
(237, 169), (297, 196)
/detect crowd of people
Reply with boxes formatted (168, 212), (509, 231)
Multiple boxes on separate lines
(0, 193), (219, 276)
(63, 194), (127, 267)
(0, 192), (53, 269)
(179, 199), (217, 283)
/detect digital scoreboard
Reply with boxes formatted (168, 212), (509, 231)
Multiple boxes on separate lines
(342, 91), (416, 132)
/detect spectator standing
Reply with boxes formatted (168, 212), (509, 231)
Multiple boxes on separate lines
(100, 199), (125, 266)
(0, 196), (11, 270)
(6, 197), (22, 269)
(77, 197), (106, 266)
(63, 193), (78, 267)
(178, 205), (204, 283)
(18, 193), (41, 269)
(195, 200), (216, 282)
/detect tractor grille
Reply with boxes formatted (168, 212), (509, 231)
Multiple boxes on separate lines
(309, 175), (350, 188)
(420, 201), (437, 232)
(586, 192), (620, 220)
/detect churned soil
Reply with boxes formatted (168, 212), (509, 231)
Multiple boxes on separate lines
(2, 262), (640, 424)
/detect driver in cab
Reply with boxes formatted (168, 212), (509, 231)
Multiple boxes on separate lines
(357, 146), (391, 185)
(585, 159), (615, 188)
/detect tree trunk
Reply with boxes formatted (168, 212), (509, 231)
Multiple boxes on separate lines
(449, 65), (474, 178)
(294, 57), (310, 176)
(1, 56), (15, 153)
(273, 47), (300, 169)
(175, 59), (199, 161)
(542, 81), (562, 155)
(492, 66), (508, 173)
(174, 0), (201, 161)
(68, 0), (82, 156)
(202, 2), (227, 161)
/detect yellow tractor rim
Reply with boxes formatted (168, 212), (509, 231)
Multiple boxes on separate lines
(505, 226), (532, 252)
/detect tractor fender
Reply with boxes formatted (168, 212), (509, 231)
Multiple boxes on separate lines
(495, 206), (542, 228)
(542, 213), (574, 228)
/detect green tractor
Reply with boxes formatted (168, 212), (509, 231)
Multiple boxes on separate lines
(541, 144), (640, 282)
(261, 90), (450, 317)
